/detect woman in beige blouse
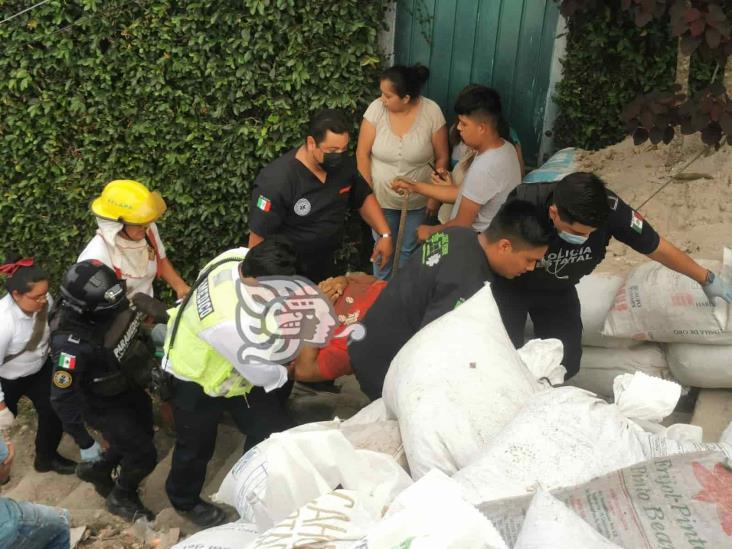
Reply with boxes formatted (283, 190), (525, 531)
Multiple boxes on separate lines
(357, 64), (449, 279)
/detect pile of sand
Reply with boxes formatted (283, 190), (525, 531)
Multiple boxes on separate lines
(577, 136), (732, 275)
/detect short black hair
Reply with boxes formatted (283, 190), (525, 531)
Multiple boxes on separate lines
(553, 172), (609, 227)
(454, 85), (510, 138)
(380, 64), (430, 100)
(484, 200), (552, 249)
(307, 109), (351, 145)
(241, 235), (297, 278)
(1, 255), (48, 294)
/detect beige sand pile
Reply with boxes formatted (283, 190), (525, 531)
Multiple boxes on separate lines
(577, 136), (732, 275)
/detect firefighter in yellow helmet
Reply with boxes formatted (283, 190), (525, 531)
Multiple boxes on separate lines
(78, 180), (190, 299)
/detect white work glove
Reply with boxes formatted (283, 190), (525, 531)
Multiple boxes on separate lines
(79, 441), (103, 462)
(0, 406), (14, 431)
(703, 271), (732, 305)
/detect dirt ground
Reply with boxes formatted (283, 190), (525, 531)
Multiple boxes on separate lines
(2, 136), (730, 547)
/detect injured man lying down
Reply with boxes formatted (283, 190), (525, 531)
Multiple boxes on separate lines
(290, 273), (386, 382)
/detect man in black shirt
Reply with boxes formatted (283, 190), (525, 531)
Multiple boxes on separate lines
(248, 109), (392, 283)
(349, 200), (552, 400)
(492, 172), (732, 380)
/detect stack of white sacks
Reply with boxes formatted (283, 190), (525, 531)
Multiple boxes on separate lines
(528, 247), (732, 397)
(602, 247), (732, 389)
(175, 250), (732, 549)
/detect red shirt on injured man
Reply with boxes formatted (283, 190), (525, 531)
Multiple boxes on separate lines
(292, 274), (387, 381)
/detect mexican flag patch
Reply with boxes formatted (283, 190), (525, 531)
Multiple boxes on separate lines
(58, 352), (76, 370)
(257, 195), (271, 212)
(630, 210), (644, 234)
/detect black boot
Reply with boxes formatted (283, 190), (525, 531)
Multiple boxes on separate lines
(106, 483), (155, 522)
(76, 459), (115, 498)
(34, 453), (77, 475)
(177, 500), (227, 528)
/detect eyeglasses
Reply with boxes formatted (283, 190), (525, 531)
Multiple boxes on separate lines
(23, 292), (48, 304)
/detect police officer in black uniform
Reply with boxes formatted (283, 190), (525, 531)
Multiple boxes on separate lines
(247, 109), (393, 283)
(492, 172), (732, 380)
(50, 260), (157, 521)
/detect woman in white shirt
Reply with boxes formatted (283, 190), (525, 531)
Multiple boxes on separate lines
(0, 257), (76, 475)
(78, 180), (190, 299)
(357, 64), (449, 279)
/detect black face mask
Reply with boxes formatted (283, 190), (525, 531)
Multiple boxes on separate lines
(321, 151), (346, 172)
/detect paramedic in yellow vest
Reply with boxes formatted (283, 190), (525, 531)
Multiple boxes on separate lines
(79, 180), (190, 299)
(162, 236), (297, 528)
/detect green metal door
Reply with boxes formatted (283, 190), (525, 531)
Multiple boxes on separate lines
(394, 0), (560, 167)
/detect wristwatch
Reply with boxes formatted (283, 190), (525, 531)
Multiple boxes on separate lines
(704, 270), (715, 286)
(379, 233), (392, 238)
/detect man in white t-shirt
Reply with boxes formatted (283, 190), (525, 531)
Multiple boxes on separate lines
(391, 85), (521, 238)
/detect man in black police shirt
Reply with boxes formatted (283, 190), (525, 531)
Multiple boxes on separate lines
(248, 109), (393, 283)
(492, 172), (732, 380)
(349, 200), (552, 400)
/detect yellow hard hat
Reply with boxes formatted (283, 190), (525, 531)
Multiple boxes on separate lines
(91, 180), (167, 225)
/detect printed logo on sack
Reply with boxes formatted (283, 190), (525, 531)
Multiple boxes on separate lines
(294, 198), (312, 216)
(234, 276), (366, 370)
(692, 460), (732, 535)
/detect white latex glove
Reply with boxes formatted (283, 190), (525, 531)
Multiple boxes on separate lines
(80, 441), (103, 463)
(0, 406), (14, 430)
(703, 271), (732, 305)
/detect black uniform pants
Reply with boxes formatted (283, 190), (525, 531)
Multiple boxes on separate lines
(491, 279), (583, 380)
(87, 387), (157, 492)
(0, 358), (63, 462)
(165, 378), (294, 511)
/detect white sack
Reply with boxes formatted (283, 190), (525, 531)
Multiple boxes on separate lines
(342, 399), (391, 425)
(612, 371), (681, 423)
(249, 490), (379, 548)
(453, 373), (680, 504)
(602, 251), (732, 343)
(213, 428), (411, 529)
(479, 450), (732, 548)
(383, 285), (547, 479)
(513, 491), (623, 549)
(635, 431), (732, 460)
(666, 342), (732, 388)
(525, 274), (636, 348)
(171, 521), (258, 549)
(576, 274), (636, 348)
(569, 343), (670, 398)
(365, 470), (508, 549)
(516, 338), (566, 385)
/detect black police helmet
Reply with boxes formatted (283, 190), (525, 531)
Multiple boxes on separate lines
(60, 260), (126, 315)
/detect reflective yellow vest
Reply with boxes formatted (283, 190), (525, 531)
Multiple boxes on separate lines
(164, 249), (253, 397)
